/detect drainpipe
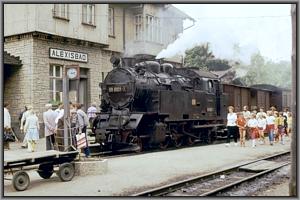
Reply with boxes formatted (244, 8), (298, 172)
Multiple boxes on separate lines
(123, 8), (126, 51)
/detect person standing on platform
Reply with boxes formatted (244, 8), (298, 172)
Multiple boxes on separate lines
(266, 111), (276, 145)
(55, 102), (63, 114)
(76, 103), (90, 157)
(20, 105), (33, 148)
(270, 106), (277, 115)
(277, 112), (286, 145)
(242, 106), (251, 140)
(70, 103), (79, 148)
(18, 106), (27, 128)
(283, 108), (289, 118)
(256, 107), (267, 119)
(4, 103), (12, 150)
(225, 106), (238, 147)
(287, 112), (293, 137)
(24, 109), (40, 152)
(236, 112), (247, 147)
(257, 114), (267, 144)
(87, 102), (97, 128)
(247, 113), (259, 148)
(274, 112), (280, 143)
(43, 104), (58, 150)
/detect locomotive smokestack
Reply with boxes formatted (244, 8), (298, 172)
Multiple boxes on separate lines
(110, 55), (121, 68)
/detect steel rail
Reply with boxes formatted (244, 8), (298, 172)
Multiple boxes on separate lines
(131, 151), (290, 196)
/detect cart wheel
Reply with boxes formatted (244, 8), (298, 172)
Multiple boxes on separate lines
(12, 170), (30, 191)
(57, 163), (75, 182)
(38, 164), (54, 179)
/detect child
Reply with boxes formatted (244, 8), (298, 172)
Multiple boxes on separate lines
(277, 112), (285, 144)
(274, 112), (280, 143)
(236, 112), (247, 147)
(266, 111), (275, 145)
(247, 113), (258, 148)
(257, 114), (267, 144)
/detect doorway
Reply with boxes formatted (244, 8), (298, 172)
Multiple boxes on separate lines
(79, 78), (88, 111)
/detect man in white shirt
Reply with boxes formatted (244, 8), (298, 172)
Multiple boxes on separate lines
(43, 104), (58, 150)
(87, 102), (98, 128)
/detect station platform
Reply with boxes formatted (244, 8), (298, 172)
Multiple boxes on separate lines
(4, 136), (291, 196)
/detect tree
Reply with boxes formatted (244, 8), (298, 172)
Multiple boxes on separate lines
(206, 59), (231, 71)
(240, 51), (292, 88)
(184, 43), (232, 71)
(184, 43), (214, 69)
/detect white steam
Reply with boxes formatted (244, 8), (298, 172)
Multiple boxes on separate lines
(156, 12), (291, 65)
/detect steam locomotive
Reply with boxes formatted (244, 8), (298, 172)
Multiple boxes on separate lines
(92, 57), (229, 152)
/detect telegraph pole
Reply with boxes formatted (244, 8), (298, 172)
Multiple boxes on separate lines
(289, 3), (296, 197)
(63, 67), (70, 151)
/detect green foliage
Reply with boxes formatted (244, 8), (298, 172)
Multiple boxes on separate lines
(206, 59), (231, 71)
(184, 43), (231, 71)
(239, 52), (291, 88)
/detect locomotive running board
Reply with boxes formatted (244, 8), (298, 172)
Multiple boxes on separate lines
(193, 124), (225, 129)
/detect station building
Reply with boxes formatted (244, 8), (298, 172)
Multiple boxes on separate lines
(4, 4), (192, 136)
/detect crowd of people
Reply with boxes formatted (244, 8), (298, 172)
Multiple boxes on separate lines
(226, 106), (293, 148)
(4, 102), (293, 154)
(3, 102), (98, 158)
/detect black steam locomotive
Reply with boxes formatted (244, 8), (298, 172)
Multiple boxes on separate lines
(92, 57), (228, 152)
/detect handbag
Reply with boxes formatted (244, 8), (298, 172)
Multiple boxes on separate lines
(4, 129), (16, 142)
(76, 132), (87, 149)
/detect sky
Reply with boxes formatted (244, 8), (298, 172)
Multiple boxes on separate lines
(159, 4), (292, 64)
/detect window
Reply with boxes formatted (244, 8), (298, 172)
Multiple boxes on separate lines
(53, 4), (69, 20)
(134, 15), (142, 40)
(82, 4), (95, 26)
(134, 14), (161, 43)
(108, 7), (114, 36)
(208, 80), (214, 93)
(145, 15), (161, 43)
(49, 65), (63, 102)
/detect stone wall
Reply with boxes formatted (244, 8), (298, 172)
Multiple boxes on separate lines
(4, 33), (114, 138)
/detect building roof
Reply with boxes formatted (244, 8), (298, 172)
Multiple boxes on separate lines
(250, 84), (291, 92)
(210, 69), (234, 78)
(4, 51), (22, 66)
(176, 67), (219, 79)
(167, 5), (195, 22)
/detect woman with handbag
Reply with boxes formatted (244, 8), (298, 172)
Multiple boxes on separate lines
(76, 103), (90, 157)
(24, 109), (40, 152)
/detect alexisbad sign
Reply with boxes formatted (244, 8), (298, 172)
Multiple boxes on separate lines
(49, 48), (88, 63)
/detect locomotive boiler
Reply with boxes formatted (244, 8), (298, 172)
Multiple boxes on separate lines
(92, 57), (228, 152)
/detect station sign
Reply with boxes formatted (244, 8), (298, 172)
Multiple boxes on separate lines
(49, 48), (88, 63)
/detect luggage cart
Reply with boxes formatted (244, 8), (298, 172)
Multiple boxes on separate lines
(4, 150), (79, 191)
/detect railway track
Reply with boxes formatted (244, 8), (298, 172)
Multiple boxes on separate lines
(131, 151), (290, 197)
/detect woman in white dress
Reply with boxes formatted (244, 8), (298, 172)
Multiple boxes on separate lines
(24, 109), (40, 152)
